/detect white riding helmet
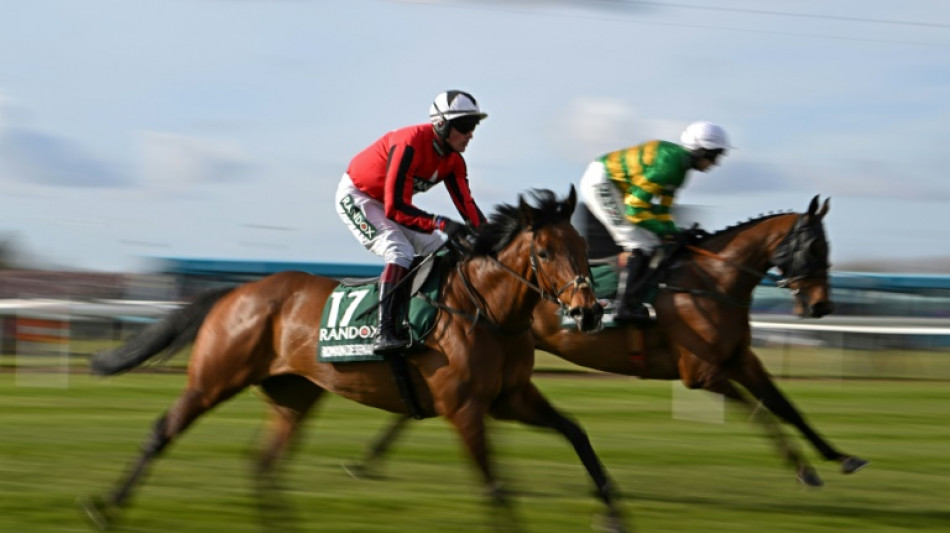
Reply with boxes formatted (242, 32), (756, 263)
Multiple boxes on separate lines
(680, 121), (731, 151)
(429, 90), (488, 128)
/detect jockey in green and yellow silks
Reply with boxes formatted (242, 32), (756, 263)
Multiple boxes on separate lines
(600, 140), (691, 238)
(578, 121), (731, 324)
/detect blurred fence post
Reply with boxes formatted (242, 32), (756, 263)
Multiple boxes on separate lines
(13, 312), (70, 388)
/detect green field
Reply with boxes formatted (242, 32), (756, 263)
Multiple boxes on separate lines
(1, 368), (948, 533)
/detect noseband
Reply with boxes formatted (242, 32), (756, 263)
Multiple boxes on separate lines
(487, 234), (593, 314)
(435, 230), (593, 333)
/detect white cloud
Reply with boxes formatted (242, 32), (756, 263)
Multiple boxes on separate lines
(0, 95), (128, 188)
(549, 97), (688, 162)
(139, 132), (253, 193)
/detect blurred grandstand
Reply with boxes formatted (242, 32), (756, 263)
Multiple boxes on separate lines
(0, 206), (948, 376)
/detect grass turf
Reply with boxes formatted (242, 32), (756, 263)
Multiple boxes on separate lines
(1, 370), (948, 532)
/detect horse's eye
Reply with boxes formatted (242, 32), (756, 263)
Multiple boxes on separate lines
(537, 249), (550, 261)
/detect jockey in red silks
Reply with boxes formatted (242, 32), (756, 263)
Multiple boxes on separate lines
(334, 91), (488, 354)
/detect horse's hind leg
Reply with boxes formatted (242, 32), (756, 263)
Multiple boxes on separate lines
(491, 383), (629, 533)
(731, 348), (869, 475)
(343, 414), (413, 479)
(253, 374), (326, 530)
(80, 385), (243, 530)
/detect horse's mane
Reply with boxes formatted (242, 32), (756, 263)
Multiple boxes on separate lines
(706, 210), (797, 239)
(471, 189), (570, 256)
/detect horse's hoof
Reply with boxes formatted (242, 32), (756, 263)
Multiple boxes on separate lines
(591, 511), (630, 533)
(76, 496), (112, 531)
(797, 465), (824, 488)
(841, 456), (869, 474)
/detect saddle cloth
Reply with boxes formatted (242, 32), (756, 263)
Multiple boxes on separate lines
(317, 253), (447, 363)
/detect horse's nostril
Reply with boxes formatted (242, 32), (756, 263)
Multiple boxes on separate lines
(567, 306), (603, 332)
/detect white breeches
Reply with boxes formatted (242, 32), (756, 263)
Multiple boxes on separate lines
(335, 174), (446, 269)
(578, 161), (660, 253)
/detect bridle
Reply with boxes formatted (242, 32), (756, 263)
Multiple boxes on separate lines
(769, 216), (831, 295)
(686, 246), (827, 291)
(425, 229), (594, 334)
(677, 216), (830, 305)
(494, 236), (593, 313)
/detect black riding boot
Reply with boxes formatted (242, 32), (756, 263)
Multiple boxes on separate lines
(374, 264), (423, 417)
(614, 249), (655, 324)
(374, 264), (411, 355)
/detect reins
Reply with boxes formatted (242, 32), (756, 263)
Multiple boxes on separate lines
(686, 241), (828, 287)
(685, 245), (776, 282)
(422, 232), (592, 335)
(494, 239), (591, 309)
(664, 238), (828, 306)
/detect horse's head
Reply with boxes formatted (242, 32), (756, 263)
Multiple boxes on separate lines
(520, 187), (604, 332)
(473, 186), (603, 332)
(771, 195), (835, 318)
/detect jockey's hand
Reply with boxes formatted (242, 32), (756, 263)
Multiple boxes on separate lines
(435, 216), (469, 240)
(436, 218), (478, 254)
(681, 224), (710, 245)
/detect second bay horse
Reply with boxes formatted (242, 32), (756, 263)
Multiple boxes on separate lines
(347, 195), (868, 487)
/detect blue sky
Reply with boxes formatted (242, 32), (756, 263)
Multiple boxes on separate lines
(1, 0), (949, 272)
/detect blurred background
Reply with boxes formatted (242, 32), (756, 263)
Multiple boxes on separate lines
(1, 2), (949, 532)
(1, 0), (948, 373)
(1, 0), (949, 272)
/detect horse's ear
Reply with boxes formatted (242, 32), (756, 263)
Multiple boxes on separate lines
(816, 197), (830, 220)
(807, 195), (820, 217)
(518, 194), (534, 226)
(563, 185), (577, 218)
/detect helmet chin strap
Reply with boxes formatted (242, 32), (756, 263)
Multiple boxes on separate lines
(688, 149), (705, 169)
(688, 147), (722, 169)
(431, 105), (456, 155)
(432, 130), (452, 156)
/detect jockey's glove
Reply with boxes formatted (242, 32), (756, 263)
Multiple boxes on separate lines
(435, 216), (470, 240)
(678, 224), (710, 246)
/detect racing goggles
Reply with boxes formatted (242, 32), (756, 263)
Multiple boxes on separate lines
(450, 116), (481, 134)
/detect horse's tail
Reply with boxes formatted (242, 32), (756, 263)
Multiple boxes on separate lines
(90, 287), (235, 376)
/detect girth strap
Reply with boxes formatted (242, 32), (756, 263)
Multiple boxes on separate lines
(388, 355), (426, 420)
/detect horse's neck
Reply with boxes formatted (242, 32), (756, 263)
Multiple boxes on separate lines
(696, 216), (793, 295)
(454, 246), (539, 329)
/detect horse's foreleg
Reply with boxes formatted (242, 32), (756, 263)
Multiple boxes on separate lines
(491, 383), (629, 533)
(343, 414), (413, 479)
(733, 349), (869, 474)
(445, 402), (520, 530)
(708, 377), (822, 487)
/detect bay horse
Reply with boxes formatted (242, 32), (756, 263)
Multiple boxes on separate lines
(346, 195), (868, 487)
(79, 187), (626, 532)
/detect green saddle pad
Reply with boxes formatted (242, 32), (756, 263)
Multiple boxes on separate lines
(317, 264), (443, 363)
(590, 263), (620, 300)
